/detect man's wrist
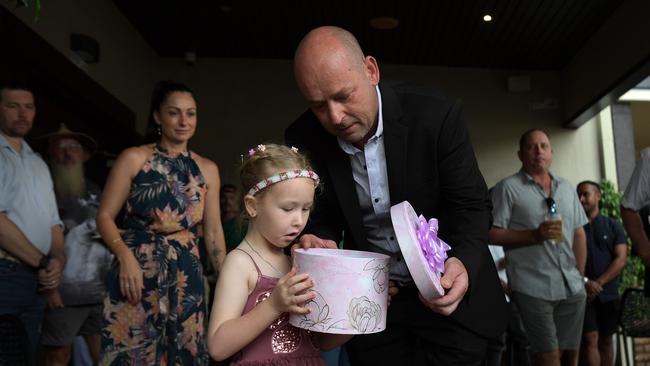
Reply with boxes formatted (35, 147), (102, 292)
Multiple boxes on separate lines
(38, 254), (51, 269)
(531, 228), (541, 243)
(50, 254), (65, 265)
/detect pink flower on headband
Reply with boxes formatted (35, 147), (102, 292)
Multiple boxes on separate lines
(248, 149), (255, 156)
(258, 144), (266, 152)
(291, 146), (299, 153)
(247, 169), (320, 196)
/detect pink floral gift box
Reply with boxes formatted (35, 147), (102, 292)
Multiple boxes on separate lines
(290, 248), (390, 334)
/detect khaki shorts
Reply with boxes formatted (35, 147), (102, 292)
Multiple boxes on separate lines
(41, 304), (102, 346)
(512, 290), (586, 353)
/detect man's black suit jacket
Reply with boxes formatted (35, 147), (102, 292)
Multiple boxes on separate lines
(285, 80), (508, 339)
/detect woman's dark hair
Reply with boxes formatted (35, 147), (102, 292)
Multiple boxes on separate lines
(144, 80), (194, 142)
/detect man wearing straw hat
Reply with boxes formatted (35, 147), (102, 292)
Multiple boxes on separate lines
(38, 124), (112, 366)
(0, 80), (65, 357)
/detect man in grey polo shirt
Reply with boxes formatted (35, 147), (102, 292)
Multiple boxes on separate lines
(489, 129), (587, 366)
(0, 80), (65, 355)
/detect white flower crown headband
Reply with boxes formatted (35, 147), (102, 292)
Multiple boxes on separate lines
(245, 144), (320, 196)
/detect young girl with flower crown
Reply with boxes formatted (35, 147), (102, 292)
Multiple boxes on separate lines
(207, 144), (351, 365)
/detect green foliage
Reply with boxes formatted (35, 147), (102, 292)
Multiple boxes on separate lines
(599, 180), (622, 220)
(599, 180), (645, 291)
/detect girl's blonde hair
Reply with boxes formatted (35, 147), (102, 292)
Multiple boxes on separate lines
(240, 144), (317, 197)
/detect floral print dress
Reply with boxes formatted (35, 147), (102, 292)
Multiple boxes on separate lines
(101, 145), (208, 365)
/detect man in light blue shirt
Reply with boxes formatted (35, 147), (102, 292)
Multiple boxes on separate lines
(489, 129), (587, 366)
(0, 80), (65, 354)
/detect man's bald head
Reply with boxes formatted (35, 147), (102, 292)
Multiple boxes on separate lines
(292, 26), (381, 148)
(294, 26), (366, 80)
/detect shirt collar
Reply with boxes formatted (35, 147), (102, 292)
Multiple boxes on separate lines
(518, 168), (558, 183)
(592, 212), (603, 222)
(0, 133), (33, 155)
(338, 85), (383, 155)
(517, 168), (560, 194)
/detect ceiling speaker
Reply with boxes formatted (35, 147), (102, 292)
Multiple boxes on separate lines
(70, 33), (99, 64)
(507, 75), (530, 93)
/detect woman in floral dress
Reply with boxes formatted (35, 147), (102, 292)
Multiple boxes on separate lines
(96, 81), (226, 365)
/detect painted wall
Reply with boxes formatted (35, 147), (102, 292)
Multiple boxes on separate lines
(174, 58), (602, 188)
(2, 0), (166, 131)
(160, 58), (305, 184)
(631, 101), (650, 156)
(3, 0), (608, 190)
(596, 107), (619, 190)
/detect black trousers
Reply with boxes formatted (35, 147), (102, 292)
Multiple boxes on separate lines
(345, 285), (489, 366)
(485, 301), (531, 366)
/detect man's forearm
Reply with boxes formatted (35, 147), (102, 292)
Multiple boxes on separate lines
(488, 227), (538, 248)
(0, 213), (45, 267)
(595, 254), (626, 286)
(621, 207), (650, 264)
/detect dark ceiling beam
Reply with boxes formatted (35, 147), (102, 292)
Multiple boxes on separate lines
(112, 0), (624, 70)
(561, 0), (650, 128)
(564, 55), (650, 129)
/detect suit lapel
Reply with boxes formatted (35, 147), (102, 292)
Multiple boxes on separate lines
(321, 82), (408, 249)
(380, 83), (408, 206)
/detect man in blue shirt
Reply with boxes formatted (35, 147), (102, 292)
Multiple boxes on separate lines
(490, 129), (588, 366)
(0, 80), (65, 354)
(577, 181), (627, 366)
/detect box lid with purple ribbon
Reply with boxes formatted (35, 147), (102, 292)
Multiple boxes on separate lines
(390, 201), (451, 300)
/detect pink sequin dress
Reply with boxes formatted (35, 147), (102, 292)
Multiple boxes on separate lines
(231, 249), (325, 366)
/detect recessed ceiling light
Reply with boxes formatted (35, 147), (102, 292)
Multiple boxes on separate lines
(483, 14), (493, 22)
(369, 16), (399, 30)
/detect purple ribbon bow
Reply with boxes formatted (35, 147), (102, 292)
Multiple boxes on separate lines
(415, 215), (451, 275)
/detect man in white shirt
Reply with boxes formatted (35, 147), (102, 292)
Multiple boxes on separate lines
(0, 80), (64, 356)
